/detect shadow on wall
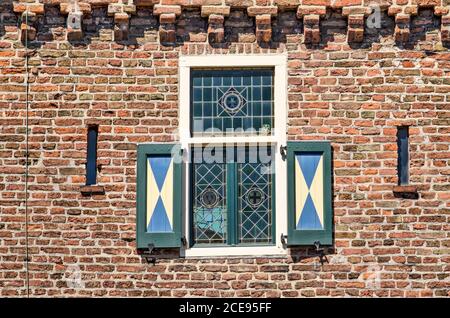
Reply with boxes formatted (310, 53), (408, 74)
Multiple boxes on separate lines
(0, 1), (18, 39)
(0, 6), (445, 50)
(23, 5), (158, 47)
(41, 5), (116, 47)
(409, 8), (441, 48)
(358, 8), (395, 49)
(127, 7), (159, 45)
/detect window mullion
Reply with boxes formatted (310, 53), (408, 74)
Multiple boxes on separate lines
(271, 163), (276, 244)
(226, 161), (237, 246)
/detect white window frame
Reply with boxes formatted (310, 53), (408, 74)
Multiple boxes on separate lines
(179, 54), (288, 257)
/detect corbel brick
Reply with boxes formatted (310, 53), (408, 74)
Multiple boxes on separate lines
(13, 1), (44, 15)
(153, 5), (182, 44)
(434, 6), (449, 16)
(296, 5), (327, 16)
(387, 5), (403, 16)
(342, 6), (372, 43)
(388, 2), (418, 43)
(273, 0), (301, 10)
(404, 5), (418, 15)
(224, 0), (255, 8)
(247, 7), (277, 43)
(67, 11), (84, 41)
(160, 13), (178, 43)
(440, 13), (450, 43)
(19, 11), (38, 42)
(159, 0), (190, 4)
(114, 13), (131, 41)
(60, 2), (91, 15)
(153, 5), (182, 16)
(201, 6), (230, 43)
(208, 14), (226, 43)
(59, 1), (91, 41)
(255, 14), (272, 42)
(341, 5), (372, 16)
(247, 6), (278, 17)
(434, 6), (450, 43)
(13, 1), (45, 42)
(346, 14), (365, 42)
(190, 0), (223, 6)
(107, 1), (136, 41)
(394, 13), (411, 42)
(297, 6), (326, 44)
(201, 5), (231, 17)
(329, 0), (362, 8)
(302, 14), (321, 43)
(133, 0), (160, 6)
(415, 0), (442, 7)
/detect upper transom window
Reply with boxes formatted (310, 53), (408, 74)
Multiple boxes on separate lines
(191, 69), (274, 137)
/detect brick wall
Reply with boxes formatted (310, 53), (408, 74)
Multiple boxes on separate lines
(0, 1), (449, 297)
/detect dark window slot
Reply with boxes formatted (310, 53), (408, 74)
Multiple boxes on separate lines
(86, 125), (98, 186)
(397, 126), (409, 186)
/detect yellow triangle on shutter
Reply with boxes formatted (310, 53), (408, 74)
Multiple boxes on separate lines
(160, 158), (173, 229)
(295, 156), (309, 227)
(146, 159), (159, 229)
(309, 156), (324, 228)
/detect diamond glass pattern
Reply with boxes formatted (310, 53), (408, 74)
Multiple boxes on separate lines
(193, 152), (227, 244)
(238, 147), (274, 243)
(191, 69), (274, 136)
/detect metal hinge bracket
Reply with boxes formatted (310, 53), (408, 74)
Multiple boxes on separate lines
(142, 243), (156, 265)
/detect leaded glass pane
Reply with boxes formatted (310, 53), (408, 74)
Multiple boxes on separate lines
(192, 147), (227, 244)
(191, 69), (274, 136)
(238, 146), (274, 244)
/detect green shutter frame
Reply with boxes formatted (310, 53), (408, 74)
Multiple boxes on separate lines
(287, 141), (332, 246)
(136, 144), (182, 249)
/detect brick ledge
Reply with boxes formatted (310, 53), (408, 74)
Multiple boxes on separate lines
(80, 185), (105, 195)
(392, 185), (418, 193)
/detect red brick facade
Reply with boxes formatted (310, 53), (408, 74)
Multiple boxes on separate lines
(0, 0), (449, 297)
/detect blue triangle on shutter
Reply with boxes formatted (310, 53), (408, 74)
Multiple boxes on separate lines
(298, 153), (321, 188)
(149, 157), (171, 191)
(297, 194), (322, 230)
(148, 197), (171, 232)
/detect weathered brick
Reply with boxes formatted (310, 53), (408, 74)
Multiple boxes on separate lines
(0, 1), (447, 299)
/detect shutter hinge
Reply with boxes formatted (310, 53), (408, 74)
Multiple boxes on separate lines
(143, 243), (156, 265)
(279, 145), (287, 161)
(280, 233), (288, 247)
(181, 236), (187, 247)
(314, 241), (328, 265)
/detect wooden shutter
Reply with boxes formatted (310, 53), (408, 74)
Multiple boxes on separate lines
(136, 144), (182, 248)
(287, 141), (332, 246)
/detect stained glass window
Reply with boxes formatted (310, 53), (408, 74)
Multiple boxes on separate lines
(191, 69), (274, 136)
(192, 147), (227, 245)
(238, 148), (273, 243)
(191, 146), (274, 246)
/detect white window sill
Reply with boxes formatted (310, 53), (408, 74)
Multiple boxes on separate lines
(181, 246), (287, 258)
